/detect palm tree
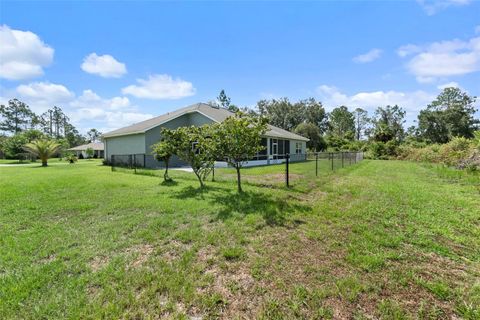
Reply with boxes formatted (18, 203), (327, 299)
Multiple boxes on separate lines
(23, 139), (61, 167)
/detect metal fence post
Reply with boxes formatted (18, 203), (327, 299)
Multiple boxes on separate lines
(111, 155), (114, 171)
(342, 152), (344, 168)
(134, 154), (137, 174)
(285, 153), (290, 187)
(331, 152), (334, 171)
(349, 152), (352, 165)
(315, 152), (318, 177)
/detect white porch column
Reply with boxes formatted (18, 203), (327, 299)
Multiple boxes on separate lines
(266, 137), (270, 165)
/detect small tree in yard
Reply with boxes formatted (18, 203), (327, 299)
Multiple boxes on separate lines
(151, 128), (176, 182)
(216, 112), (268, 192)
(23, 139), (60, 167)
(85, 147), (94, 159)
(172, 125), (217, 188)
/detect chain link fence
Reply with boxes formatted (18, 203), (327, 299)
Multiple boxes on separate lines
(109, 151), (364, 187)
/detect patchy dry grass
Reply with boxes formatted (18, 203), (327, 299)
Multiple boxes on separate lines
(0, 160), (479, 319)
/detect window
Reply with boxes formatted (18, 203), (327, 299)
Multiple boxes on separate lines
(272, 139), (278, 155)
(295, 142), (302, 154)
(192, 142), (200, 154)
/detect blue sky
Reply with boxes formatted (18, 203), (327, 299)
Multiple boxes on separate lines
(1, 0), (479, 133)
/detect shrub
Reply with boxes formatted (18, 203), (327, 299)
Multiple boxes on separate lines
(63, 153), (78, 164)
(366, 141), (398, 160)
(438, 137), (473, 167)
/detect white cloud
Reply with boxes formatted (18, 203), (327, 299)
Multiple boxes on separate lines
(81, 53), (127, 78)
(353, 49), (382, 63)
(5, 81), (152, 132)
(0, 25), (54, 80)
(70, 89), (132, 111)
(437, 81), (462, 90)
(68, 89), (153, 132)
(417, 0), (471, 15)
(122, 74), (196, 99)
(316, 84), (436, 124)
(16, 82), (74, 112)
(398, 36), (480, 82)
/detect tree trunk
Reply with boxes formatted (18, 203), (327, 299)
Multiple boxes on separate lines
(42, 160), (48, 167)
(194, 169), (205, 188)
(236, 164), (242, 193)
(164, 161), (169, 181)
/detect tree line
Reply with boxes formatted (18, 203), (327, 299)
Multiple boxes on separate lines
(0, 99), (103, 159)
(212, 87), (479, 158)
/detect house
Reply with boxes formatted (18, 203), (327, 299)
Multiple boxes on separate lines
(102, 103), (309, 168)
(68, 142), (104, 159)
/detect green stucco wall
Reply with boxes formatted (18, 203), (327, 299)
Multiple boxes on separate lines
(105, 133), (145, 162)
(143, 112), (215, 167)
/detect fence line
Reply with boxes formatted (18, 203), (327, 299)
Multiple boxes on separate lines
(110, 151), (364, 187)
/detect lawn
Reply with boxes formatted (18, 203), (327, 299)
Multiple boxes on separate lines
(0, 160), (479, 319)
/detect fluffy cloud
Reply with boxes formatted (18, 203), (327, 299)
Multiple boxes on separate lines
(417, 0), (471, 15)
(437, 82), (462, 90)
(0, 25), (54, 80)
(398, 35), (480, 82)
(122, 74), (196, 99)
(316, 84), (436, 124)
(69, 89), (152, 131)
(352, 49), (382, 63)
(6, 81), (152, 132)
(81, 53), (127, 78)
(16, 82), (74, 112)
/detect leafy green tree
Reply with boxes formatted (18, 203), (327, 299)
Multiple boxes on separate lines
(372, 105), (406, 142)
(257, 98), (304, 131)
(215, 112), (267, 192)
(151, 128), (177, 182)
(85, 147), (94, 159)
(216, 89), (239, 112)
(3, 134), (29, 158)
(1, 130), (45, 159)
(170, 125), (217, 188)
(302, 98), (328, 133)
(0, 99), (34, 133)
(328, 106), (355, 140)
(87, 128), (102, 142)
(418, 87), (478, 143)
(65, 125), (86, 147)
(295, 122), (326, 151)
(23, 139), (61, 166)
(354, 108), (370, 140)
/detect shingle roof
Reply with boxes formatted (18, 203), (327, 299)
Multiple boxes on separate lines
(103, 103), (309, 141)
(68, 142), (104, 151)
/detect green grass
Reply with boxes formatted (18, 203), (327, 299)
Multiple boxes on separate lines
(0, 160), (479, 319)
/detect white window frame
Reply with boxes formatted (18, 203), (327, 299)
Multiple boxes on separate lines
(272, 139), (278, 156)
(295, 142), (302, 154)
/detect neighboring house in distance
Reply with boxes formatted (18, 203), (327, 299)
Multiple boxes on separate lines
(68, 142), (104, 159)
(102, 103), (309, 168)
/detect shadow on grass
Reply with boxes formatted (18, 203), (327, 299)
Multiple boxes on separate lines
(160, 179), (179, 186)
(171, 184), (311, 227)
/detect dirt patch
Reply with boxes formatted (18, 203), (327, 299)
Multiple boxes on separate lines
(89, 256), (109, 272)
(160, 240), (192, 262)
(222, 173), (304, 186)
(38, 254), (56, 264)
(125, 244), (154, 268)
